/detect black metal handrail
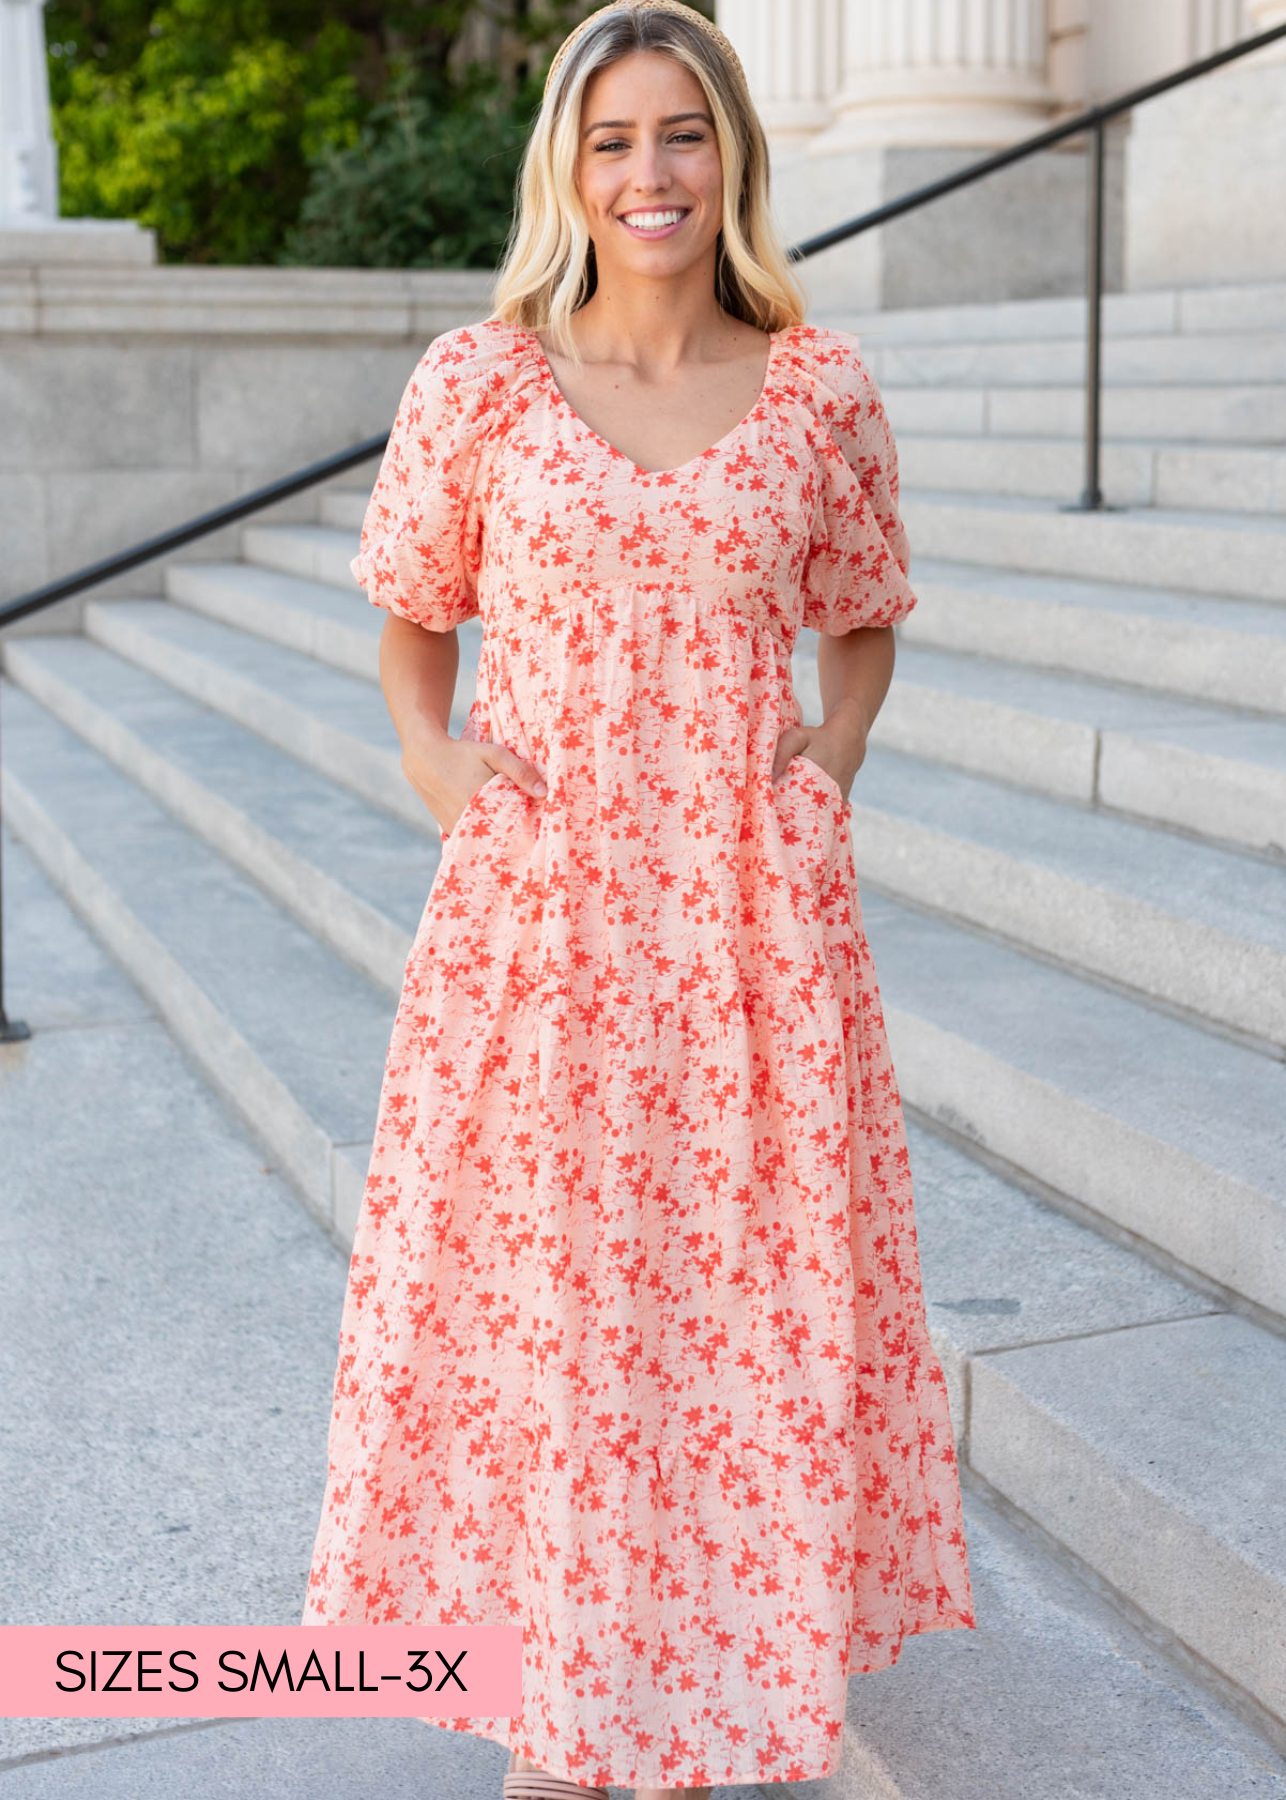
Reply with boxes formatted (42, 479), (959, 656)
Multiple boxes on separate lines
(787, 18), (1286, 515)
(2, 16), (1284, 1039)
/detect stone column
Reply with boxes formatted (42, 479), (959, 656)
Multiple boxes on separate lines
(717, 0), (842, 148)
(0, 0), (56, 218)
(0, 0), (155, 261)
(1122, 0), (1286, 288)
(1244, 0), (1286, 65)
(813, 0), (1059, 152)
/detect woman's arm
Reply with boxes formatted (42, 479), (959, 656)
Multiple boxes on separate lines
(378, 615), (547, 835)
(773, 625), (895, 798)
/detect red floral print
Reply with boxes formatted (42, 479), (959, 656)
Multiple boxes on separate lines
(301, 318), (977, 1792)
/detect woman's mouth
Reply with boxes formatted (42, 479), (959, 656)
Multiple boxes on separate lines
(616, 207), (691, 239)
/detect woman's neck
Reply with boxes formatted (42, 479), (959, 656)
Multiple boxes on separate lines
(567, 259), (738, 371)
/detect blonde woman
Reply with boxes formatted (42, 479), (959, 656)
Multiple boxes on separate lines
(301, 5), (977, 1798)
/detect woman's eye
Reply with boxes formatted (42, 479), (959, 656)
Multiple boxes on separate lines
(591, 132), (704, 152)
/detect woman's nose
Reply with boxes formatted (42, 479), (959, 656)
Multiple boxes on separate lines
(630, 144), (671, 194)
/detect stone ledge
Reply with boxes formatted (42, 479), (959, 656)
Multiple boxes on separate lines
(0, 263), (497, 338)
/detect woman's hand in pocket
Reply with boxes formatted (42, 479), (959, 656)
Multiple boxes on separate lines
(401, 731), (547, 837)
(771, 719), (865, 801)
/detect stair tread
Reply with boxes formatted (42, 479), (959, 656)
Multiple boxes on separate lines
(896, 427), (1286, 453)
(7, 633), (437, 936)
(171, 556), (371, 627)
(814, 279), (1286, 343)
(907, 553), (1286, 635)
(877, 335), (1286, 383)
(910, 1121), (1210, 1356)
(852, 744), (1286, 951)
(242, 522), (358, 554)
(878, 641), (1286, 765)
(903, 488), (1286, 532)
(827, 1485), (1286, 1800)
(979, 1310), (1286, 1573)
(89, 597), (403, 749)
(862, 894), (1285, 1202)
(1, 680), (393, 1148)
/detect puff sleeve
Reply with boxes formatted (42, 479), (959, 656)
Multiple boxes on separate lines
(800, 335), (918, 635)
(349, 329), (490, 632)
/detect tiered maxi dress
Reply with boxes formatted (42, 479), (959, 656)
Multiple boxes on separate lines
(301, 316), (977, 1792)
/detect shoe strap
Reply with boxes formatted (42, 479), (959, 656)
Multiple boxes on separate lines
(501, 1775), (609, 1799)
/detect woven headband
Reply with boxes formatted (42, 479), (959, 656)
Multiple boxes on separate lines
(542, 1), (749, 102)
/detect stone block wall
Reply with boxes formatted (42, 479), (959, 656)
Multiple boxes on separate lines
(0, 265), (496, 627)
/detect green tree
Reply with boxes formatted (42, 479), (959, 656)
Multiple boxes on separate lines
(279, 61), (544, 270)
(48, 1), (365, 263)
(44, 1), (713, 267)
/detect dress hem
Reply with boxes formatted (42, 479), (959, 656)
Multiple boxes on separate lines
(411, 1607), (978, 1791)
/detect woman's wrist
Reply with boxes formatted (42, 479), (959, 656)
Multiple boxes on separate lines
(816, 695), (870, 755)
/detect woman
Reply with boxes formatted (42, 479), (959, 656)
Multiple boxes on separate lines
(301, 5), (977, 1798)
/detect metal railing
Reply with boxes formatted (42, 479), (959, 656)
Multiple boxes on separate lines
(2, 16), (1284, 1040)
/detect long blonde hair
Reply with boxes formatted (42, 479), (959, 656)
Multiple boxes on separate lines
(491, 2), (808, 360)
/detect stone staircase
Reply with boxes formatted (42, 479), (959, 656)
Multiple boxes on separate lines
(3, 275), (1285, 1798)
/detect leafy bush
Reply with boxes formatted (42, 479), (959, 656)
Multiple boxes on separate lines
(279, 64), (541, 270)
(50, 2), (364, 263)
(45, 1), (712, 268)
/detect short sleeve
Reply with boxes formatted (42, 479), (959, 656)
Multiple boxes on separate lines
(349, 331), (490, 632)
(800, 338), (918, 635)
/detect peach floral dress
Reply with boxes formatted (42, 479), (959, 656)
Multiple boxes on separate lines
(301, 317), (977, 1791)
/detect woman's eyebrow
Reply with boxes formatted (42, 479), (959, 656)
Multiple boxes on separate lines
(581, 110), (713, 136)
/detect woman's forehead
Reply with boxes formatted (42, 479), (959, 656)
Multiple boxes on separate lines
(580, 49), (709, 118)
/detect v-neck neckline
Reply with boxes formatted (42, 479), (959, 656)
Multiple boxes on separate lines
(525, 324), (784, 480)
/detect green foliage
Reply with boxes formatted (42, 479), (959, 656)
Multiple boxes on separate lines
(44, 1), (717, 267)
(50, 2), (364, 263)
(279, 62), (543, 270)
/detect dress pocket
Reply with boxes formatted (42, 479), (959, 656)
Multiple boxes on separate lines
(789, 751), (846, 810)
(442, 770), (511, 841)
(770, 755), (846, 888)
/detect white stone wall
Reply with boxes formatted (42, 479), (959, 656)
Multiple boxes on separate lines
(0, 265), (495, 619)
(719, 0), (1285, 301)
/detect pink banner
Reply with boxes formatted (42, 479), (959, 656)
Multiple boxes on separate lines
(0, 1626), (522, 1717)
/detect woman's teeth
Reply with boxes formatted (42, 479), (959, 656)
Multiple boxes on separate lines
(620, 209), (688, 231)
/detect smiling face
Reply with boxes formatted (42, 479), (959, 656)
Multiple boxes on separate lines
(575, 48), (725, 289)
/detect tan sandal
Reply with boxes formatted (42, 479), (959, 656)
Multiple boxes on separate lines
(503, 1747), (610, 1798)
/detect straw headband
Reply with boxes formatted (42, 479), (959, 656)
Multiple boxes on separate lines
(542, 1), (749, 102)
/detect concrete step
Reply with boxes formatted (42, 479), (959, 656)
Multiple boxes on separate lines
(815, 278), (1286, 348)
(0, 679), (391, 1242)
(321, 489), (368, 532)
(860, 890), (1286, 1324)
(165, 547), (486, 683)
(165, 556), (379, 680)
(841, 744), (1286, 1050)
(868, 331), (1286, 387)
(78, 596), (475, 827)
(969, 1308), (1286, 1755)
(901, 490), (1286, 605)
(790, 1487), (1286, 1797)
(792, 636), (1286, 857)
(901, 1118), (1286, 1763)
(882, 381), (1286, 444)
(896, 557), (1286, 718)
(1, 632), (433, 996)
(239, 520), (361, 589)
(896, 431), (1286, 515)
(798, 634), (1286, 851)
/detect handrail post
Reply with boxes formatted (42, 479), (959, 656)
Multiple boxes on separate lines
(1063, 114), (1118, 514)
(0, 683), (33, 1044)
(1085, 115), (1107, 509)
